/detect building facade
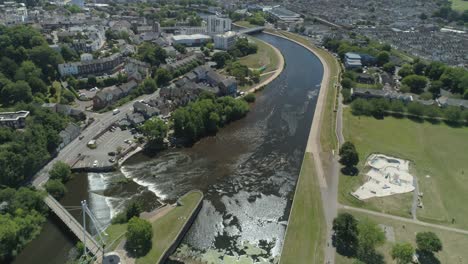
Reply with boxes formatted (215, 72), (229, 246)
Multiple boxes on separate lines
(214, 31), (237, 50)
(207, 15), (231, 34)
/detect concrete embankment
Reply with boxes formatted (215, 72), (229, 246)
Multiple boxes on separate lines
(157, 190), (204, 264)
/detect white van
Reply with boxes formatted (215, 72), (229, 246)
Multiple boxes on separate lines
(112, 109), (120, 115)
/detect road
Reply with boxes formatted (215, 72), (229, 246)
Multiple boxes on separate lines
(32, 91), (160, 188)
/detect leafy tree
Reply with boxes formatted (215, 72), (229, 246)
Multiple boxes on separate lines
(60, 45), (78, 61)
(376, 51), (390, 66)
(126, 217), (153, 257)
(392, 243), (414, 264)
(412, 59), (427, 75)
(212, 51), (231, 68)
(49, 161), (71, 182)
(425, 61), (446, 80)
(141, 78), (157, 94)
(126, 200), (143, 220)
(401, 74), (428, 94)
(45, 179), (67, 199)
(398, 64), (414, 78)
(357, 219), (385, 261)
(243, 93), (256, 103)
(1, 80), (33, 105)
(382, 62), (395, 74)
(137, 42), (167, 66)
(416, 232), (442, 253)
(247, 12), (266, 26)
(407, 102), (425, 116)
(341, 78), (353, 89)
(339, 141), (359, 169)
(173, 43), (187, 54)
(444, 106), (462, 122)
(141, 117), (168, 151)
(332, 213), (359, 256)
(155, 68), (172, 86)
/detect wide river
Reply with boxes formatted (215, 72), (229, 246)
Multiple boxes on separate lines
(13, 32), (324, 264)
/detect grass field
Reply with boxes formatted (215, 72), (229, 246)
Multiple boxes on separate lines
(102, 191), (203, 262)
(451, 0), (468, 11)
(340, 108), (468, 227)
(136, 191), (203, 264)
(280, 153), (326, 264)
(238, 37), (280, 73)
(336, 209), (468, 264)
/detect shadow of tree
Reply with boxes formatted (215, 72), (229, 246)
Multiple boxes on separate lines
(332, 234), (358, 257)
(125, 240), (152, 258)
(417, 250), (441, 264)
(357, 249), (385, 264)
(341, 166), (359, 176)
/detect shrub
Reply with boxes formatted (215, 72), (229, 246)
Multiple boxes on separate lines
(45, 179), (67, 199)
(243, 93), (256, 103)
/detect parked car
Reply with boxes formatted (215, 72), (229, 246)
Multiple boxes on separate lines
(113, 109), (120, 115)
(108, 151), (116, 156)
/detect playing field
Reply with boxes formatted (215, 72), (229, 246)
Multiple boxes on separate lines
(340, 108), (468, 228)
(451, 0), (468, 11)
(336, 209), (468, 264)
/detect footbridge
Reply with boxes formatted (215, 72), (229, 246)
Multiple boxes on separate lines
(237, 26), (265, 35)
(44, 195), (104, 258)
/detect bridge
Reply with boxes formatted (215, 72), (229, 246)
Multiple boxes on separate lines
(237, 26), (265, 35)
(44, 195), (104, 258)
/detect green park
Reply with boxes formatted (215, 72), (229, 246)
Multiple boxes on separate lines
(340, 108), (468, 228)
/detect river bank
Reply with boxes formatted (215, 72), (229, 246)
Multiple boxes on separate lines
(267, 30), (340, 264)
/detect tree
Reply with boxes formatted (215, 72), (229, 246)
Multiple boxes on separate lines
(141, 78), (157, 94)
(49, 161), (71, 182)
(126, 200), (143, 220)
(173, 43), (187, 54)
(444, 106), (462, 122)
(137, 42), (167, 66)
(382, 62), (395, 74)
(339, 142), (359, 168)
(357, 219), (385, 261)
(412, 59), (427, 75)
(332, 213), (359, 256)
(416, 232), (442, 253)
(155, 68), (172, 86)
(126, 217), (153, 257)
(376, 51), (390, 66)
(141, 118), (168, 151)
(398, 64), (414, 78)
(425, 61), (446, 80)
(402, 75), (428, 94)
(341, 78), (353, 89)
(1, 80), (33, 105)
(45, 179), (67, 199)
(212, 51), (231, 68)
(407, 102), (425, 116)
(392, 243), (414, 264)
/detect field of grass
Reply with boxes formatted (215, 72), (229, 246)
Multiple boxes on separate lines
(136, 191), (203, 264)
(340, 108), (468, 227)
(336, 209), (468, 264)
(238, 37), (280, 73)
(280, 153), (326, 264)
(103, 223), (128, 251)
(451, 0), (468, 11)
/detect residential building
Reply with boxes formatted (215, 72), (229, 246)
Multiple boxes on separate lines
(163, 52), (205, 72)
(0, 2), (28, 25)
(171, 34), (212, 46)
(0, 111), (29, 129)
(437, 97), (468, 110)
(214, 31), (237, 50)
(58, 53), (124, 77)
(133, 101), (159, 118)
(93, 80), (138, 110)
(344, 52), (362, 69)
(207, 15), (231, 34)
(351, 88), (413, 102)
(57, 123), (81, 150)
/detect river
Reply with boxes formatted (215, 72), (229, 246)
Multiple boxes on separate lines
(13, 32), (324, 264)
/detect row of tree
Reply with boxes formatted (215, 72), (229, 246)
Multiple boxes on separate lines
(45, 161), (72, 199)
(333, 213), (443, 264)
(351, 98), (468, 123)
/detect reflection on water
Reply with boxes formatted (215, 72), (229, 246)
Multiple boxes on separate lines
(13, 32), (323, 264)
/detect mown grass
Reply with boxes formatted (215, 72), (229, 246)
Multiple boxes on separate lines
(234, 20), (256, 28)
(280, 153), (326, 264)
(136, 191), (203, 264)
(451, 0), (468, 11)
(238, 37), (280, 73)
(340, 108), (468, 227)
(336, 209), (468, 264)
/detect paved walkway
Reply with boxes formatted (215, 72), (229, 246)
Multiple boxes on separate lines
(340, 204), (468, 236)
